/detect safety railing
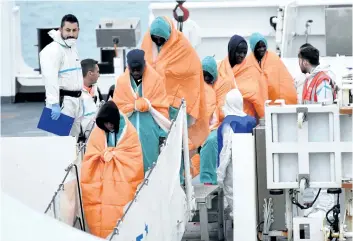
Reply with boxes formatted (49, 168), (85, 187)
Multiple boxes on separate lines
(44, 143), (86, 231)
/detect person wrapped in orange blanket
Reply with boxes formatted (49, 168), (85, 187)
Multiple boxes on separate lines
(80, 101), (144, 238)
(141, 16), (209, 151)
(113, 49), (170, 174)
(218, 34), (266, 119)
(247, 32), (297, 104)
(191, 56), (234, 184)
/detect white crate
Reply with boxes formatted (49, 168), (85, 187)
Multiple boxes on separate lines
(265, 102), (352, 189)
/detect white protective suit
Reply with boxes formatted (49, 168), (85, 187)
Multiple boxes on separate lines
(217, 89), (247, 217)
(80, 85), (103, 139)
(40, 29), (83, 137)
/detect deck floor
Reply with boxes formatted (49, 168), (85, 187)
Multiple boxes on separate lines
(1, 102), (48, 137)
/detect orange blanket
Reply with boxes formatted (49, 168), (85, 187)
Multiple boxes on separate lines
(112, 64), (169, 119)
(141, 16), (209, 148)
(81, 116), (144, 238)
(218, 57), (265, 118)
(205, 83), (222, 131)
(247, 51), (297, 104)
(205, 83), (217, 123)
(191, 154), (201, 177)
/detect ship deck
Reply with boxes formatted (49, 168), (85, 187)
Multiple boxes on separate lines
(1, 102), (47, 137)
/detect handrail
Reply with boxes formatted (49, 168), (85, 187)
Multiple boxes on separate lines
(44, 143), (86, 231)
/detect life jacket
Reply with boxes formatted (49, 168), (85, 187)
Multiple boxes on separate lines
(302, 71), (336, 103)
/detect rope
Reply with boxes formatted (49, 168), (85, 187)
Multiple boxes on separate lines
(262, 198), (274, 241)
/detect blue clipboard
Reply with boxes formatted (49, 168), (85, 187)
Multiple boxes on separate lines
(37, 107), (74, 136)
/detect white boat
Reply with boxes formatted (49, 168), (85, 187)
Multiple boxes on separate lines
(1, 1), (352, 241)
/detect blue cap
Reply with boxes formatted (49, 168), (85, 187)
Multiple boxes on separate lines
(127, 49), (145, 69)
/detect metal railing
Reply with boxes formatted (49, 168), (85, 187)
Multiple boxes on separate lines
(44, 143), (86, 231)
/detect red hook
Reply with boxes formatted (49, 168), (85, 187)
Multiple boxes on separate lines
(173, 1), (189, 22)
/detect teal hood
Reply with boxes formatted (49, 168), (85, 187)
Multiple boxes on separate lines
(202, 56), (218, 81)
(150, 17), (171, 41)
(249, 32), (267, 52)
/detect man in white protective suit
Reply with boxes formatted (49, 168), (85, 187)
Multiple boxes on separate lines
(40, 14), (83, 137)
(216, 89), (257, 217)
(78, 58), (104, 141)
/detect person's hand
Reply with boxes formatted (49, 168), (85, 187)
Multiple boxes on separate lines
(103, 150), (114, 163)
(51, 103), (61, 120)
(135, 97), (150, 112)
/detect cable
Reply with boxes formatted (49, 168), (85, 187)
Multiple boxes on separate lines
(291, 188), (322, 210)
(263, 198), (274, 241)
(310, 188), (321, 206)
(326, 192), (341, 237)
(326, 204), (340, 232)
(257, 221), (264, 241)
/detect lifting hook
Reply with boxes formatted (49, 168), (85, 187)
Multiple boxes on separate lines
(173, 1), (189, 23)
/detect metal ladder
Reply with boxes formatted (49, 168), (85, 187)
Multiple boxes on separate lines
(183, 184), (225, 241)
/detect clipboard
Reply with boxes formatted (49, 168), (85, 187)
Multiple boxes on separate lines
(37, 107), (75, 136)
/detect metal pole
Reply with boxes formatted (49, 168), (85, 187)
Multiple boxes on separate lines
(285, 189), (293, 241)
(181, 99), (195, 221)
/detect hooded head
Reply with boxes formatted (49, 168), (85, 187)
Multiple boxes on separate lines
(223, 89), (246, 117)
(249, 32), (267, 60)
(127, 49), (146, 81)
(202, 56), (218, 85)
(96, 101), (120, 132)
(150, 17), (171, 47)
(228, 35), (248, 67)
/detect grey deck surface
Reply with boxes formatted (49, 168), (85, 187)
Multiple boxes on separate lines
(1, 102), (234, 240)
(1, 102), (48, 137)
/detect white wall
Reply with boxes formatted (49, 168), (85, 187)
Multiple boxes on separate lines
(1, 1), (16, 98)
(281, 4), (328, 57)
(1, 192), (104, 241)
(1, 136), (77, 213)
